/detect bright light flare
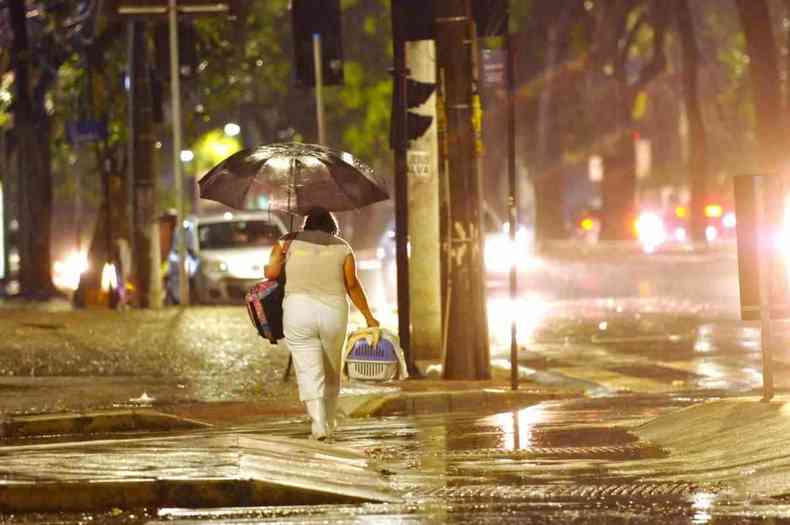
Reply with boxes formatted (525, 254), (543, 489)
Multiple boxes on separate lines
(223, 122), (241, 137)
(635, 212), (666, 253)
(487, 294), (549, 347)
(52, 251), (89, 291)
(778, 200), (790, 284)
(723, 212), (736, 229)
(704, 204), (723, 218)
(485, 225), (534, 273)
(705, 225), (719, 242)
(580, 217), (595, 231)
(100, 262), (118, 292)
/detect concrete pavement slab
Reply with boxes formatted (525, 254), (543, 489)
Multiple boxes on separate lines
(0, 430), (399, 512)
(633, 395), (790, 498)
(0, 408), (210, 438)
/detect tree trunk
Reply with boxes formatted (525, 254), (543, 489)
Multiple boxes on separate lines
(736, 0), (787, 306)
(735, 0), (785, 174)
(9, 0), (56, 298)
(436, 0), (490, 380)
(590, 1), (669, 241)
(534, 7), (571, 245)
(129, 21), (162, 308)
(676, 0), (708, 243)
(600, 135), (637, 241)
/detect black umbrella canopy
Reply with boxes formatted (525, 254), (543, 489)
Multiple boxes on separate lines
(198, 142), (389, 214)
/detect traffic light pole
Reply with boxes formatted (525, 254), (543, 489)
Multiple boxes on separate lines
(169, 0), (189, 307)
(117, 0), (232, 308)
(313, 34), (326, 145)
(391, 0), (414, 373)
(506, 32), (519, 391)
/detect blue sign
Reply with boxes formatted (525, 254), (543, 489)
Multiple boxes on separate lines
(67, 120), (108, 144)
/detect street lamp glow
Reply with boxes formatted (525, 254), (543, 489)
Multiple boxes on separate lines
(224, 122), (241, 137)
(180, 149), (194, 162)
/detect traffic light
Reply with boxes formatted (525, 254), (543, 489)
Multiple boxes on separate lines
(390, 77), (437, 149)
(291, 0), (344, 86)
(398, 0), (508, 40)
(406, 78), (435, 140)
(472, 0), (508, 37)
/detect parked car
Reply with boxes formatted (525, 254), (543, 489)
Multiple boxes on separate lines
(165, 210), (290, 304)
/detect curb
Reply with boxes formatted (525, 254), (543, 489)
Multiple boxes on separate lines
(0, 409), (210, 439)
(342, 388), (568, 418)
(0, 478), (383, 513)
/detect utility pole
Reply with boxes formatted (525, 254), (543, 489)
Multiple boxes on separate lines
(506, 32), (519, 390)
(405, 39), (442, 370)
(436, 0), (490, 379)
(118, 0), (232, 307)
(169, 0), (189, 306)
(390, 0), (413, 369)
(128, 22), (162, 308)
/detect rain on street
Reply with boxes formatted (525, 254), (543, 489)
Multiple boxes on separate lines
(7, 243), (787, 524)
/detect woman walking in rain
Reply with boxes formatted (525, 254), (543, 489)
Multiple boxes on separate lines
(265, 207), (379, 440)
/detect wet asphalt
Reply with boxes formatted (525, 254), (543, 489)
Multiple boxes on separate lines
(6, 244), (790, 523)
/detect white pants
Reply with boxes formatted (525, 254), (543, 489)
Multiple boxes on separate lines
(283, 294), (348, 437)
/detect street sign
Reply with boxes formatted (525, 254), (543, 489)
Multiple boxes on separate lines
(67, 119), (108, 144)
(481, 48), (505, 87)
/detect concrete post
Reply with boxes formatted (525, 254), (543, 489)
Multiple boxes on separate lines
(405, 40), (442, 369)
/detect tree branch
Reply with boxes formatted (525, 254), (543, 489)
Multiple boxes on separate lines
(628, 2), (669, 96)
(615, 12), (647, 81)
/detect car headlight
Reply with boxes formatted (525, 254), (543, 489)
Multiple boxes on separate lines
(204, 260), (228, 274)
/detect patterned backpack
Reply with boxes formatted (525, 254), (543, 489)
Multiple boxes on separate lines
(245, 240), (290, 344)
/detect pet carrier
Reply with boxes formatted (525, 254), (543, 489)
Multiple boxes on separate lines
(345, 329), (402, 382)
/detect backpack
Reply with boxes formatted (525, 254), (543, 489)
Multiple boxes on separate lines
(245, 277), (285, 343)
(245, 240), (290, 344)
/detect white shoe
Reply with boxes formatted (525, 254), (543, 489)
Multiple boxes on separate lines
(305, 399), (328, 440)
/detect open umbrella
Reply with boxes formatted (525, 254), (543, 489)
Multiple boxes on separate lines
(198, 142), (389, 214)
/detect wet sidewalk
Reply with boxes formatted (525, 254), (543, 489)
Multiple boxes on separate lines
(0, 428), (399, 512)
(0, 302), (573, 418)
(0, 302), (573, 513)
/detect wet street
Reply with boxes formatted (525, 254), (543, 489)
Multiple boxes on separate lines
(7, 245), (790, 523)
(150, 246), (790, 523)
(146, 394), (790, 524)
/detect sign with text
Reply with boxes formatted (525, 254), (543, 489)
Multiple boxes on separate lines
(407, 150), (431, 180)
(481, 48), (506, 87)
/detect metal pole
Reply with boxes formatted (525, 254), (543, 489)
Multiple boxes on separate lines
(169, 0), (189, 306)
(755, 176), (774, 401)
(391, 0), (413, 372)
(313, 33), (326, 145)
(506, 32), (519, 391)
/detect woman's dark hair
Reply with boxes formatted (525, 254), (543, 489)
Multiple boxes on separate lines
(302, 207), (339, 235)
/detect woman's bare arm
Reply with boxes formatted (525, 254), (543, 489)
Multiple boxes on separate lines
(264, 243), (285, 280)
(344, 253), (379, 327)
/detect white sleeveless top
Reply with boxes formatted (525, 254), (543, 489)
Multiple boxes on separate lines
(281, 230), (352, 309)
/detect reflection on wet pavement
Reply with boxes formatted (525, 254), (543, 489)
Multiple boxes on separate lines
(112, 393), (790, 523)
(208, 393), (785, 524)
